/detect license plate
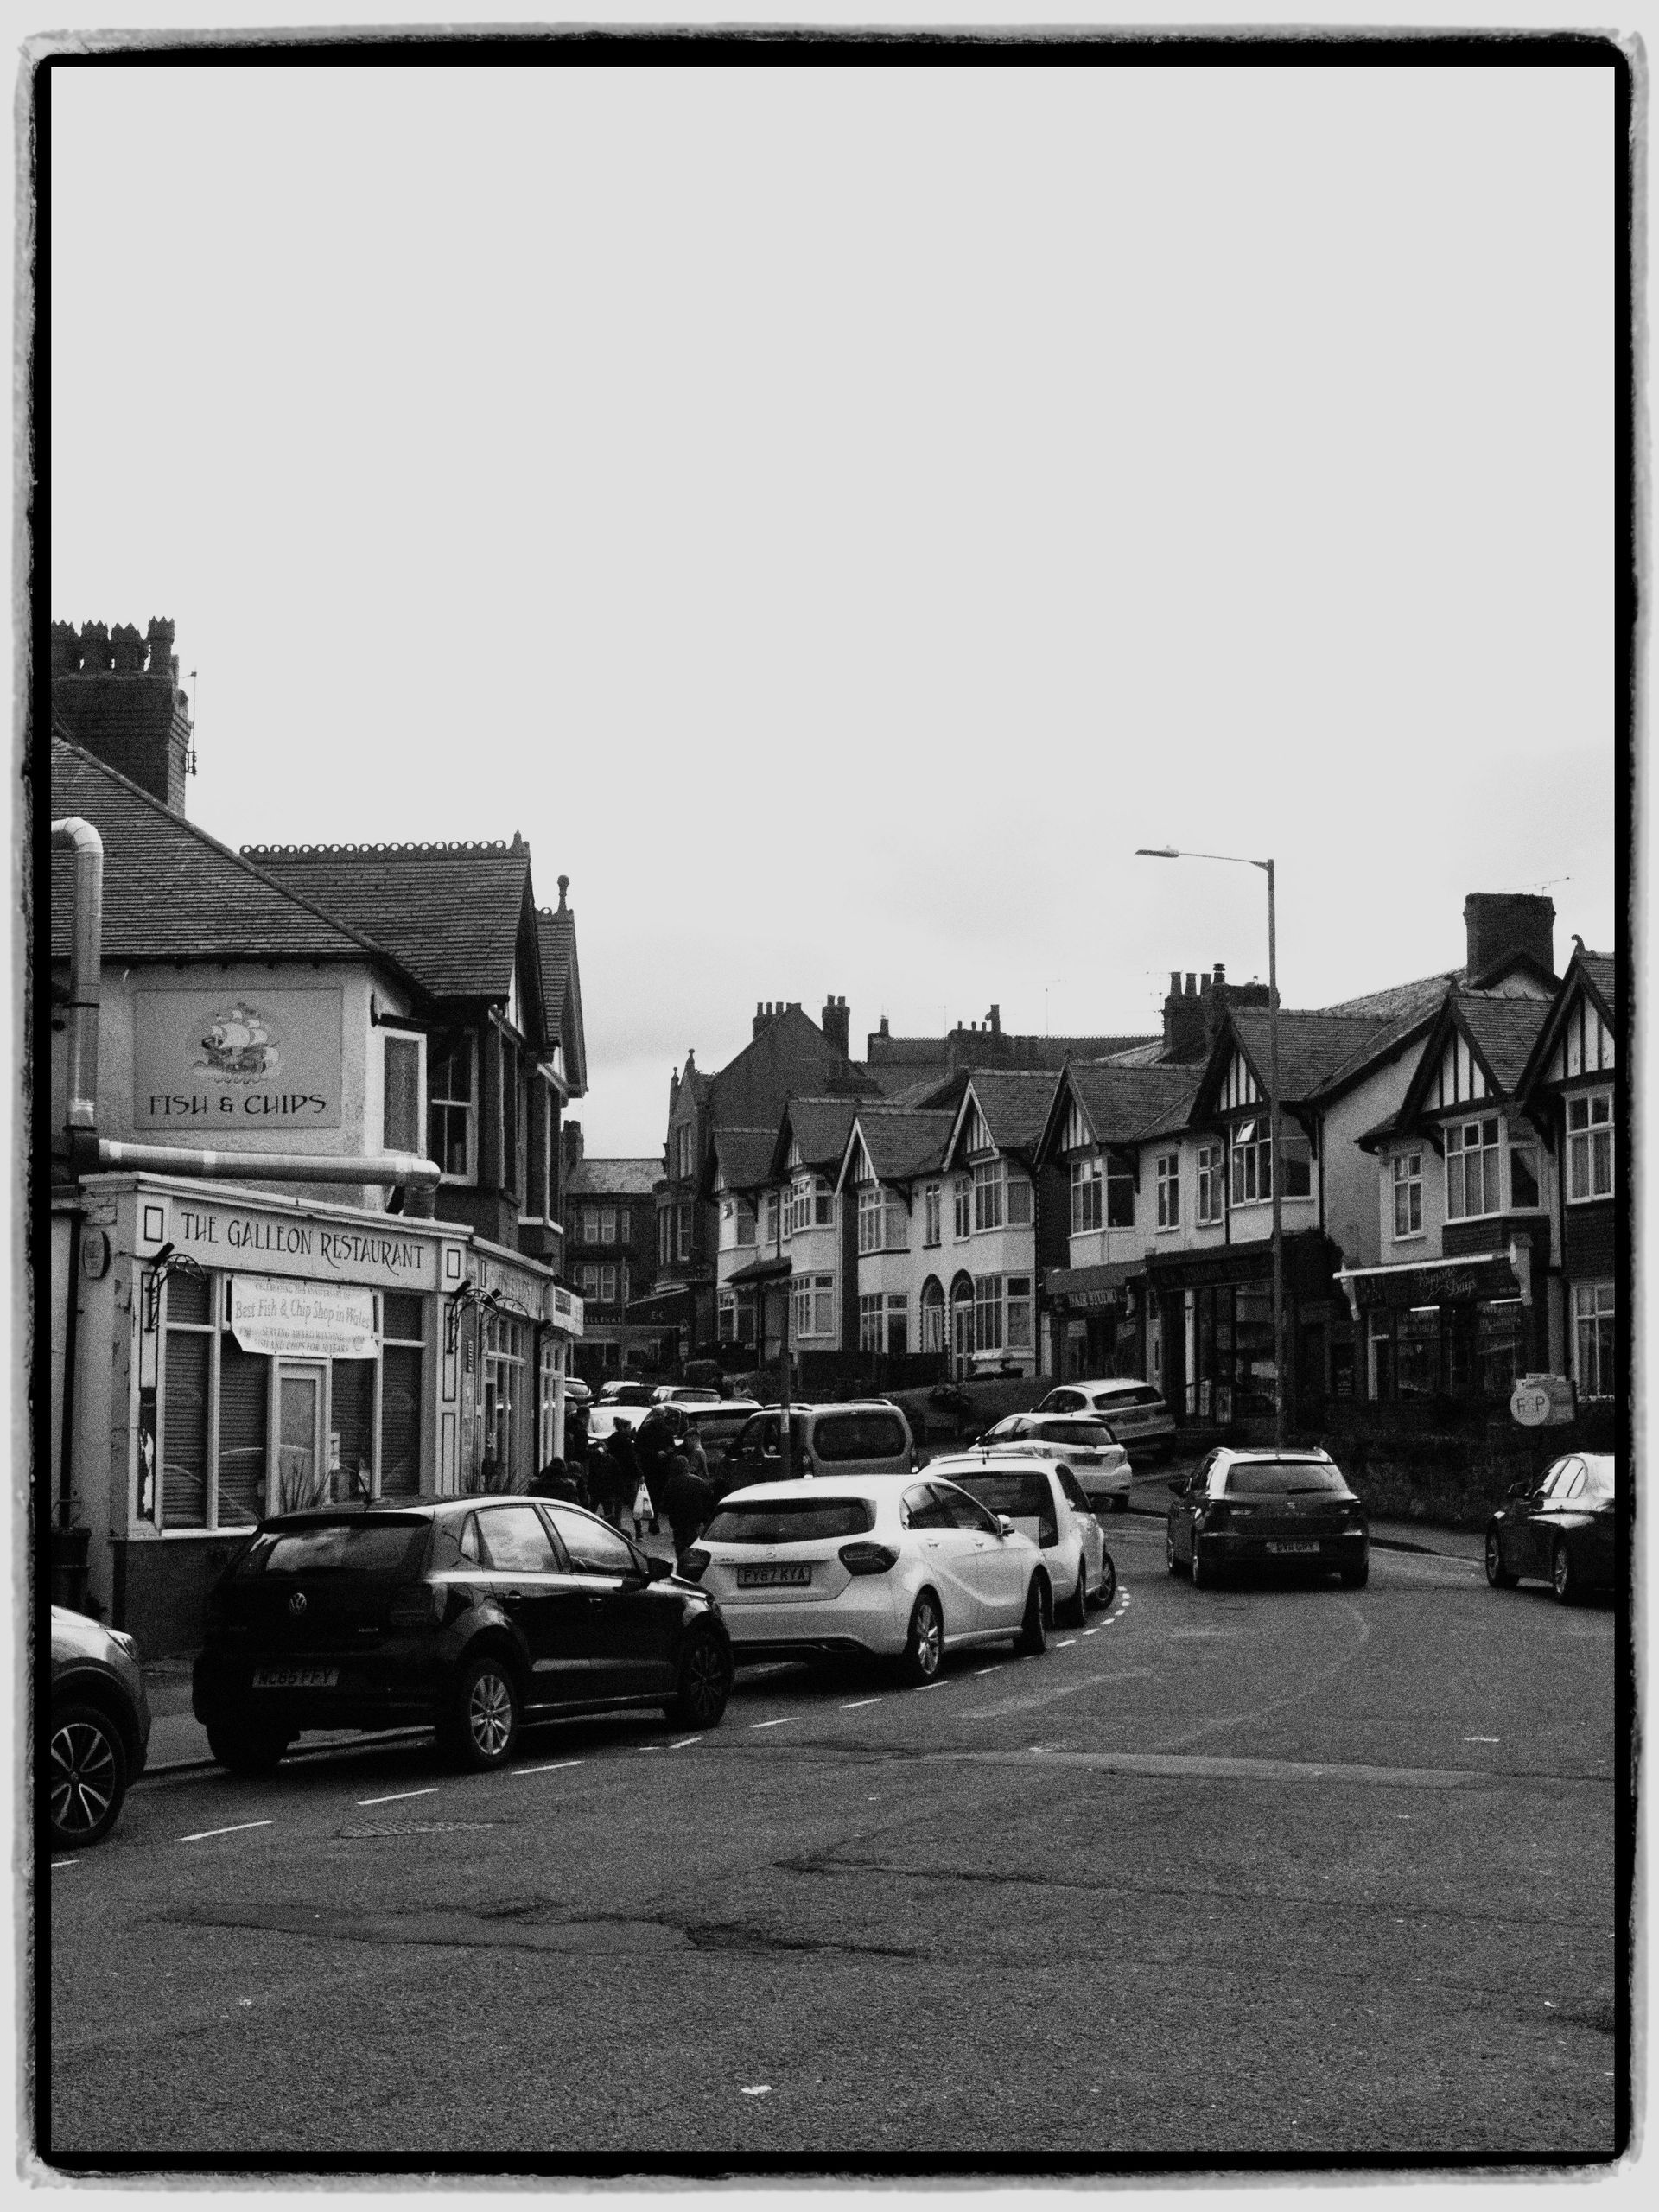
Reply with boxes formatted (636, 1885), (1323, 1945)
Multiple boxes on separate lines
(1266, 1541), (1320, 1556)
(735, 1563), (811, 1589)
(251, 1664), (339, 1688)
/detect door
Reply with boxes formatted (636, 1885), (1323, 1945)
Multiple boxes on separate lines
(901, 1481), (987, 1632)
(474, 1502), (586, 1702)
(275, 1363), (327, 1517)
(937, 1484), (1027, 1618)
(543, 1504), (677, 1699)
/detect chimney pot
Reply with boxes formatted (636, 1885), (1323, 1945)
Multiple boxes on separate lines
(78, 620), (111, 675)
(1169, 970), (1180, 996)
(1185, 972), (1198, 996)
(109, 621), (145, 675)
(144, 616), (178, 687)
(556, 874), (569, 910)
(1214, 963), (1225, 988)
(988, 1003), (1001, 1033)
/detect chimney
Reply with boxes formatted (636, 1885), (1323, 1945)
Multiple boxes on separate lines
(1162, 969), (1208, 1062)
(109, 622), (145, 675)
(145, 616), (179, 686)
(988, 1004), (1001, 1035)
(821, 995), (850, 1058)
(78, 620), (111, 675)
(562, 1118), (584, 1176)
(1464, 893), (1555, 985)
(52, 613), (194, 815)
(669, 1068), (680, 1115)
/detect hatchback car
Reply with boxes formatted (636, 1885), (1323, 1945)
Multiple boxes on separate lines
(926, 1453), (1116, 1624)
(651, 1384), (723, 1407)
(711, 1401), (916, 1497)
(681, 1473), (1052, 1681)
(597, 1380), (656, 1408)
(193, 1497), (734, 1774)
(1166, 1448), (1369, 1588)
(1484, 1452), (1618, 1604)
(974, 1413), (1133, 1509)
(1035, 1379), (1178, 1462)
(49, 1605), (152, 1849)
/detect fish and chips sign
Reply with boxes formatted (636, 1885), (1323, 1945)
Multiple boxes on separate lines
(231, 1276), (378, 1360)
(132, 986), (344, 1130)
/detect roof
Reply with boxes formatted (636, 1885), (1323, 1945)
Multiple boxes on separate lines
(565, 1158), (661, 1198)
(48, 736), (420, 983)
(245, 837), (537, 1010)
(774, 1095), (861, 1176)
(708, 1006), (877, 1130)
(1226, 1010), (1406, 1103)
(1579, 952), (1617, 1027)
(849, 1108), (957, 1185)
(536, 893), (587, 1093)
(1452, 992), (1551, 1094)
(707, 1127), (779, 1194)
(1051, 1062), (1202, 1149)
(1320, 969), (1465, 1021)
(1512, 947), (1619, 1109)
(950, 1070), (1064, 1160)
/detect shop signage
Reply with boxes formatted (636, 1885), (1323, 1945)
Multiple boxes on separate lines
(169, 1198), (437, 1289)
(1352, 1255), (1516, 1312)
(1510, 1373), (1576, 1428)
(550, 1283), (584, 1338)
(231, 1276), (378, 1360)
(132, 985), (344, 1130)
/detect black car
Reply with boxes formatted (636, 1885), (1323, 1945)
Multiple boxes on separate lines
(1166, 1447), (1370, 1588)
(193, 1497), (734, 1774)
(1484, 1452), (1618, 1604)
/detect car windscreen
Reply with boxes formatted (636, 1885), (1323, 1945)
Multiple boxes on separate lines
(813, 1412), (906, 1462)
(702, 1497), (877, 1544)
(1224, 1463), (1349, 1496)
(234, 1521), (429, 1576)
(1034, 1421), (1116, 1447)
(1096, 1387), (1163, 1409)
(1580, 1459), (1617, 1501)
(948, 1470), (1058, 1539)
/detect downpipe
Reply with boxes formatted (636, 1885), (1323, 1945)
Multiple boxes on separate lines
(51, 817), (103, 1132)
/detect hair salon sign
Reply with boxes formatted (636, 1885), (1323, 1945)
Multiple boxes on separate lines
(132, 985), (343, 1129)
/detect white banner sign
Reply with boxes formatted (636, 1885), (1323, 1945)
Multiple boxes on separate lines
(231, 1276), (378, 1360)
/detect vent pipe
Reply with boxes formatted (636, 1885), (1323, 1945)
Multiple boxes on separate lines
(52, 817), (103, 1134)
(93, 1142), (441, 1188)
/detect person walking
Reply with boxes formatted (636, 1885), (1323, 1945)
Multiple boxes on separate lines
(631, 1405), (681, 1531)
(564, 1399), (591, 1504)
(603, 1422), (641, 1528)
(664, 1450), (714, 1560)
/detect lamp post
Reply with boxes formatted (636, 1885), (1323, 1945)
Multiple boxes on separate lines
(1136, 846), (1285, 1448)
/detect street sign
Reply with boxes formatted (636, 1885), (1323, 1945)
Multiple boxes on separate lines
(1510, 1373), (1576, 1427)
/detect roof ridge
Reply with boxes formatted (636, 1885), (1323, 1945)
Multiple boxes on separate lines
(51, 734), (425, 989)
(245, 837), (528, 860)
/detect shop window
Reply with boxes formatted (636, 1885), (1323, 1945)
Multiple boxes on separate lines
(1156, 1154), (1180, 1230)
(480, 1313), (525, 1490)
(1071, 1155), (1102, 1233)
(973, 1160), (1004, 1232)
(1446, 1117), (1502, 1219)
(216, 1338), (270, 1526)
(162, 1275), (211, 1529)
(975, 1274), (1004, 1351)
(382, 1033), (423, 1155)
(331, 1358), (375, 1503)
(428, 1032), (475, 1183)
(1567, 1092), (1613, 1201)
(1006, 1276), (1033, 1351)
(1573, 1281), (1616, 1399)
(1392, 1152), (1423, 1236)
(1196, 1145), (1224, 1226)
(1476, 1300), (1526, 1399)
(1395, 1306), (1440, 1397)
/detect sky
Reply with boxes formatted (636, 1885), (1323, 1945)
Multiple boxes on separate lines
(45, 49), (1619, 1159)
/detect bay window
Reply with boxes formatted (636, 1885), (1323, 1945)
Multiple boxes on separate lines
(1196, 1144), (1224, 1225)
(1007, 1174), (1033, 1228)
(792, 1273), (836, 1340)
(974, 1274), (1003, 1351)
(1567, 1092), (1613, 1201)
(858, 1185), (907, 1254)
(1071, 1154), (1103, 1233)
(1392, 1152), (1423, 1236)
(1446, 1117), (1502, 1219)
(859, 1293), (883, 1352)
(1006, 1276), (1033, 1351)
(1105, 1154), (1135, 1229)
(953, 1179), (971, 1240)
(428, 1031), (475, 1182)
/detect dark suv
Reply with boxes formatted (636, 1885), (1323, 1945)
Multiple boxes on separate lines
(193, 1497), (734, 1773)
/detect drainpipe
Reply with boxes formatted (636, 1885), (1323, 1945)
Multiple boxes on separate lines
(92, 1141), (441, 1188)
(51, 818), (103, 1140)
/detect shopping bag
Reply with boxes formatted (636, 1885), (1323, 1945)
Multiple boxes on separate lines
(633, 1478), (653, 1522)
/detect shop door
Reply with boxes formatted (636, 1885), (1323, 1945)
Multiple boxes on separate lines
(276, 1363), (327, 1516)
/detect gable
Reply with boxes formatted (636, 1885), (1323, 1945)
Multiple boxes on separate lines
(1219, 1047), (1263, 1114)
(1548, 981), (1616, 1082)
(963, 1098), (993, 1156)
(1433, 1027), (1493, 1109)
(1063, 1096), (1093, 1154)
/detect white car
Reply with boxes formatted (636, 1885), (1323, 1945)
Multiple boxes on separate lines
(971, 1414), (1134, 1510)
(680, 1473), (1054, 1681)
(651, 1384), (723, 1407)
(1034, 1379), (1178, 1463)
(926, 1452), (1116, 1624)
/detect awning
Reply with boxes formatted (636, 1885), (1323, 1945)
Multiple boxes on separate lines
(723, 1255), (792, 1287)
(1333, 1241), (1531, 1321)
(624, 1282), (695, 1325)
(1042, 1260), (1139, 1313)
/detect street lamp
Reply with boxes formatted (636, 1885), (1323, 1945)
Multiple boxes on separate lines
(1135, 845), (1285, 1447)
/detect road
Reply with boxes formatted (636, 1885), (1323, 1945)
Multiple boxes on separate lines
(45, 1511), (1618, 2164)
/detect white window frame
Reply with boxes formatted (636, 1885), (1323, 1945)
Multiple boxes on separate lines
(792, 1272), (836, 1341)
(1071, 1154), (1103, 1234)
(428, 1031), (477, 1186)
(923, 1184), (942, 1248)
(1006, 1274), (1033, 1351)
(1156, 1152), (1180, 1231)
(1196, 1142), (1224, 1226)
(1392, 1152), (1423, 1238)
(1230, 1119), (1271, 1208)
(972, 1159), (1005, 1233)
(1567, 1090), (1614, 1203)
(953, 1179), (972, 1240)
(1445, 1116), (1502, 1220)
(1573, 1281), (1615, 1398)
(974, 1274), (1004, 1351)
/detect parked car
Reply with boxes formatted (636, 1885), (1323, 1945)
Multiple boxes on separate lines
(710, 1401), (916, 1497)
(193, 1498), (734, 1774)
(1484, 1452), (1618, 1604)
(561, 1376), (594, 1409)
(1166, 1448), (1369, 1588)
(651, 1384), (723, 1407)
(678, 1398), (763, 1460)
(597, 1380), (655, 1408)
(1034, 1378), (1177, 1462)
(926, 1453), (1116, 1624)
(49, 1605), (151, 1849)
(680, 1473), (1052, 1678)
(971, 1413), (1133, 1510)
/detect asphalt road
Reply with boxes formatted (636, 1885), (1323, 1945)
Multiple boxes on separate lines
(45, 1513), (1618, 2168)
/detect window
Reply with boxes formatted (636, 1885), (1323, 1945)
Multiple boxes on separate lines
(1230, 1120), (1270, 1205)
(618, 1208), (630, 1240)
(924, 1184), (942, 1247)
(792, 1273), (835, 1340)
(161, 1271), (212, 1528)
(953, 1179), (971, 1239)
(920, 1277), (945, 1353)
(501, 1035), (522, 1203)
(1156, 1153), (1180, 1230)
(582, 1208), (600, 1243)
(1196, 1143), (1224, 1225)
(674, 1124), (694, 1181)
(1573, 1282), (1615, 1399)
(1007, 1175), (1033, 1228)
(379, 1291), (425, 1501)
(766, 1192), (780, 1247)
(717, 1288), (737, 1343)
(676, 1205), (692, 1262)
(973, 1160), (1004, 1232)
(600, 1208), (617, 1244)
(859, 1292), (883, 1352)
(735, 1203), (756, 1247)
(1510, 1141), (1541, 1211)
(1106, 1154), (1135, 1229)
(1071, 1155), (1103, 1233)
(480, 1313), (525, 1486)
(1567, 1092), (1613, 1201)
(974, 1274), (1003, 1351)
(578, 1263), (620, 1306)
(857, 1185), (907, 1253)
(545, 1504), (641, 1576)
(1446, 1116), (1502, 1219)
(428, 1031), (475, 1181)
(887, 1293), (908, 1357)
(658, 1206), (671, 1267)
(1392, 1152), (1423, 1237)
(382, 1033), (423, 1154)
(477, 1503), (557, 1574)
(1006, 1275), (1033, 1351)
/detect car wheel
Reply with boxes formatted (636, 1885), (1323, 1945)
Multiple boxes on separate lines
(443, 1649), (520, 1770)
(1014, 1575), (1049, 1656)
(666, 1626), (732, 1729)
(1060, 1558), (1089, 1629)
(1166, 1527), (1179, 1576)
(1191, 1538), (1214, 1591)
(1552, 1539), (1578, 1606)
(205, 1718), (294, 1777)
(49, 1702), (129, 1849)
(1339, 1554), (1370, 1590)
(899, 1591), (944, 1685)
(1484, 1529), (1518, 1589)
(1093, 1551), (1117, 1611)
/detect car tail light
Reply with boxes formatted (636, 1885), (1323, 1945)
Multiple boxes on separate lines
(838, 1541), (899, 1576)
(388, 1583), (446, 1630)
(678, 1548), (711, 1582)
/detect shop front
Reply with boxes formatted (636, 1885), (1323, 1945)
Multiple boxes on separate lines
(1147, 1230), (1342, 1431)
(1334, 1239), (1542, 1409)
(1041, 1262), (1143, 1382)
(58, 1173), (581, 1656)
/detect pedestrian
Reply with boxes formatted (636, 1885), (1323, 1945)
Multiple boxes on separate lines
(604, 1422), (641, 1528)
(564, 1398), (590, 1482)
(531, 1455), (577, 1503)
(664, 1451), (714, 1560)
(631, 1405), (680, 1528)
(681, 1419), (711, 1490)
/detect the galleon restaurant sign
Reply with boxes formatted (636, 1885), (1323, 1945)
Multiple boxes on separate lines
(132, 986), (343, 1130)
(171, 1198), (436, 1289)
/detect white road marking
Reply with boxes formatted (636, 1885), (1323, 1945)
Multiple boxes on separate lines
(973, 1665), (1001, 1676)
(1464, 1736), (1500, 1743)
(356, 1787), (439, 1807)
(514, 1760), (583, 1776)
(1080, 1628), (1099, 1637)
(1057, 1638), (1077, 1648)
(51, 1860), (78, 1871)
(178, 1819), (274, 1843)
(918, 1680), (946, 1690)
(751, 1717), (798, 1729)
(670, 1737), (704, 1751)
(839, 1698), (882, 1711)
(741, 2085), (772, 2096)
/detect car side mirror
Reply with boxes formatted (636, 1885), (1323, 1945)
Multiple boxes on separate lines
(1167, 1476), (1189, 1495)
(995, 1515), (1015, 1539)
(644, 1556), (671, 1581)
(1507, 1482), (1531, 1498)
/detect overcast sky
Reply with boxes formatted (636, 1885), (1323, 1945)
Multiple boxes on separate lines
(48, 55), (1617, 1157)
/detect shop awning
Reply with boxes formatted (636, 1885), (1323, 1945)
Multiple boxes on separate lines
(1333, 1242), (1530, 1321)
(625, 1282), (695, 1325)
(723, 1256), (791, 1287)
(1042, 1260), (1139, 1313)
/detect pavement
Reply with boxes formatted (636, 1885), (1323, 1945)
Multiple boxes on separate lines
(137, 1492), (1483, 1775)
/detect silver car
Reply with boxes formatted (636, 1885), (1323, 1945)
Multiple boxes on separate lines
(973, 1413), (1134, 1509)
(926, 1453), (1117, 1624)
(49, 1605), (151, 1848)
(1034, 1378), (1178, 1463)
